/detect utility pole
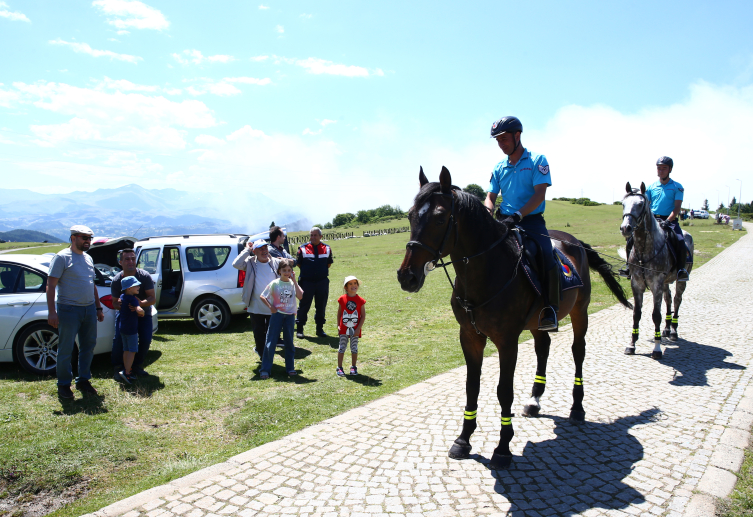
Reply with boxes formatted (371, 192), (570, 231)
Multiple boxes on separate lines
(725, 185), (731, 216)
(736, 179), (743, 219)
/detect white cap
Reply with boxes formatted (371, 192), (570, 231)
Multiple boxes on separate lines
(70, 225), (93, 236)
(343, 275), (360, 288)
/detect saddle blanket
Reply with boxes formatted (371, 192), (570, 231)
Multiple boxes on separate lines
(519, 246), (584, 297)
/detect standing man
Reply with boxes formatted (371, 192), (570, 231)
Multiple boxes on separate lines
(268, 226), (295, 264)
(111, 248), (156, 379)
(46, 225), (105, 399)
(296, 227), (333, 338)
(484, 116), (559, 331)
(619, 156), (690, 281)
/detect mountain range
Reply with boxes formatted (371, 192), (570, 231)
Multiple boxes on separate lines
(0, 185), (310, 241)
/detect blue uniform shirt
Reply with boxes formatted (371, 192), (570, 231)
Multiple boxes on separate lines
(645, 178), (684, 217)
(488, 148), (551, 215)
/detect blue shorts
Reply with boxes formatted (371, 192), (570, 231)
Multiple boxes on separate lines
(122, 333), (139, 353)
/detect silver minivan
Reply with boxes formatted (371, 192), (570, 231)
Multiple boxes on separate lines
(134, 234), (251, 332)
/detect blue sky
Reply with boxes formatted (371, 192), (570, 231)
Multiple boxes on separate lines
(1, 0), (752, 224)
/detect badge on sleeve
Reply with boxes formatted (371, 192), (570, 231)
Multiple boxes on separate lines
(678, 187), (684, 192)
(538, 165), (550, 175)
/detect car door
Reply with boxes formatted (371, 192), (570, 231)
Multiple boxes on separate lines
(0, 264), (45, 349)
(136, 247), (163, 306)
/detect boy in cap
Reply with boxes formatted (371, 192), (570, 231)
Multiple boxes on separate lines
(335, 276), (366, 377)
(118, 276), (142, 383)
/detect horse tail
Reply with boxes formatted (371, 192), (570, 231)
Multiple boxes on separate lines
(579, 240), (633, 309)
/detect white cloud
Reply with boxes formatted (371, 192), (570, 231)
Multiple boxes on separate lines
(0, 1), (30, 22)
(92, 0), (169, 31)
(185, 76), (271, 96)
(223, 76), (271, 85)
(49, 38), (142, 64)
(276, 25), (284, 34)
(172, 49), (235, 65)
(300, 13), (312, 19)
(303, 119), (337, 136)
(194, 134), (226, 146)
(97, 77), (158, 92)
(284, 57), (382, 77)
(258, 4), (269, 9)
(250, 55), (269, 62)
(116, 30), (130, 35)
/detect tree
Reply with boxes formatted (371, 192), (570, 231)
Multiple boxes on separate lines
(463, 184), (486, 201)
(332, 213), (356, 227)
(731, 196), (737, 206)
(718, 203), (726, 211)
(702, 199), (709, 211)
(269, 221), (275, 228)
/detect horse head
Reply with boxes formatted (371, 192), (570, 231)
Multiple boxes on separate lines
(620, 181), (648, 238)
(397, 166), (458, 292)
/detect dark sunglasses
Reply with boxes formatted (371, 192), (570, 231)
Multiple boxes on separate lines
(76, 234), (93, 241)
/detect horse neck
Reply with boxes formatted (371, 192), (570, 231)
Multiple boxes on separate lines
(449, 215), (515, 281)
(633, 206), (662, 254)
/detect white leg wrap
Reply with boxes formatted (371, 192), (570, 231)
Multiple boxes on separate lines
(653, 342), (662, 353)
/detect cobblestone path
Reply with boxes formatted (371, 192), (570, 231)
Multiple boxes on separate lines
(88, 225), (753, 517)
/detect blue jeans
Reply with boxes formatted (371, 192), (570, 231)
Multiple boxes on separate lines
(56, 303), (97, 386)
(261, 312), (296, 375)
(111, 311), (153, 372)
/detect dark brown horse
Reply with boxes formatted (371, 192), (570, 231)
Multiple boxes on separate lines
(397, 167), (632, 469)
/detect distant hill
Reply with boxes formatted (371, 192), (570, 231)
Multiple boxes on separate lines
(0, 229), (66, 243)
(0, 184), (309, 241)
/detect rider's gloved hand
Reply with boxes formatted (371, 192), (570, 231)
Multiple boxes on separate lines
(499, 211), (522, 228)
(660, 219), (672, 230)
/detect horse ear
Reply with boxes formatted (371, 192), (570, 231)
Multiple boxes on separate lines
(640, 182), (646, 194)
(439, 166), (451, 193)
(419, 166), (428, 187)
(625, 182), (632, 194)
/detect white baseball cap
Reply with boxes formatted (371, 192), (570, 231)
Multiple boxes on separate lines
(70, 225), (93, 236)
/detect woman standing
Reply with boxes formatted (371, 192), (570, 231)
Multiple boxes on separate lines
(233, 239), (282, 359)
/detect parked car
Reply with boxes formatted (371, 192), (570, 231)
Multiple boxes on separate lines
(0, 252), (158, 376)
(133, 233), (259, 332)
(695, 210), (710, 219)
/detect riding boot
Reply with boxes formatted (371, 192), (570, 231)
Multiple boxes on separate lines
(618, 237), (633, 279)
(538, 266), (560, 332)
(676, 240), (689, 282)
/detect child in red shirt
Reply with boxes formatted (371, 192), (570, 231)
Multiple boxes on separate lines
(336, 276), (366, 376)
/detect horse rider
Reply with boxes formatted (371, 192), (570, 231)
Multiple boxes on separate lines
(484, 116), (559, 332)
(619, 156), (690, 282)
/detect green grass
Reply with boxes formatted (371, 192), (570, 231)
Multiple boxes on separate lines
(0, 242), (63, 253)
(0, 201), (744, 516)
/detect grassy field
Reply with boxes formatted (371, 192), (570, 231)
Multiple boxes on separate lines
(0, 202), (745, 516)
(0, 243), (63, 253)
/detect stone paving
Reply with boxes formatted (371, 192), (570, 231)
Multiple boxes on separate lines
(87, 225), (753, 517)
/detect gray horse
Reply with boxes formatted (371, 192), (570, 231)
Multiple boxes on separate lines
(620, 182), (694, 359)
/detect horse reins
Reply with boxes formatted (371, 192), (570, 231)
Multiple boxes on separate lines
(405, 189), (522, 334)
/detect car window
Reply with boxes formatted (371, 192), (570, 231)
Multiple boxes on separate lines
(137, 248), (161, 275)
(0, 264), (20, 294)
(185, 246), (230, 272)
(19, 269), (45, 292)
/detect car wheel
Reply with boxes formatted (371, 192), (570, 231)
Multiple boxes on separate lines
(13, 323), (60, 376)
(193, 297), (230, 332)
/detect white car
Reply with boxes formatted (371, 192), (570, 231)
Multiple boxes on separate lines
(0, 253), (158, 376)
(695, 210), (710, 219)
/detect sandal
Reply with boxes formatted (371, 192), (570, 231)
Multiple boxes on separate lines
(260, 372), (269, 380)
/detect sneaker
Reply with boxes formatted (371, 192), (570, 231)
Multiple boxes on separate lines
(118, 370), (132, 385)
(296, 332), (304, 339)
(57, 385), (74, 399)
(349, 366), (358, 376)
(316, 327), (328, 337)
(132, 368), (149, 376)
(75, 379), (98, 395)
(336, 367), (345, 377)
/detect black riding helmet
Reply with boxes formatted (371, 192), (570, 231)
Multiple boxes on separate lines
(656, 156), (674, 172)
(490, 116), (523, 154)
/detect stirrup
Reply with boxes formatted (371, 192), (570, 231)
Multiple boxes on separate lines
(677, 269), (689, 282)
(538, 306), (558, 332)
(618, 265), (631, 279)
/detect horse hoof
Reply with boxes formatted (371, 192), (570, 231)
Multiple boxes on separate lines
(522, 405), (540, 417)
(670, 334), (678, 342)
(569, 410), (586, 423)
(662, 329), (670, 337)
(651, 351), (663, 360)
(489, 453), (512, 470)
(624, 347), (635, 355)
(448, 439), (472, 459)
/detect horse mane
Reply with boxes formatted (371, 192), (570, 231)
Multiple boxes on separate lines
(413, 182), (505, 237)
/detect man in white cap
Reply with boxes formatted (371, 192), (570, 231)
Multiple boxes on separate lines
(46, 225), (105, 400)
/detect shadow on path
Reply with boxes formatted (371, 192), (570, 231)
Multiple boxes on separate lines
(460, 408), (660, 516)
(662, 339), (745, 386)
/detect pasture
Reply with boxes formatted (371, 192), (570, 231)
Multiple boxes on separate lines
(0, 202), (744, 516)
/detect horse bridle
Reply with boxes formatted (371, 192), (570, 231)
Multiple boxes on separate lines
(622, 190), (649, 235)
(405, 190), (458, 273)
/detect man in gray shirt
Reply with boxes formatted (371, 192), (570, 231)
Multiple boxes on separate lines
(46, 225), (105, 399)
